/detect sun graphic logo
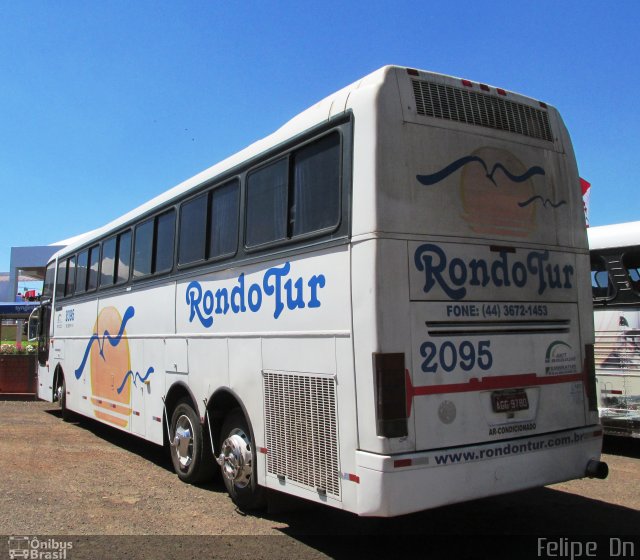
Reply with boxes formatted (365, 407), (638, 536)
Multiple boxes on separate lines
(459, 147), (539, 238)
(416, 148), (562, 239)
(90, 306), (133, 427)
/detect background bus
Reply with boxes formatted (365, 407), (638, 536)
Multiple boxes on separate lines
(35, 65), (606, 517)
(589, 221), (640, 438)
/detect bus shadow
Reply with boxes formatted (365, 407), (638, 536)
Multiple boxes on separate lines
(272, 487), (640, 536)
(269, 487), (640, 559)
(45, 408), (175, 473)
(44, 406), (230, 495)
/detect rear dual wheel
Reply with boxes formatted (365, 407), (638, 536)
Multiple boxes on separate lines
(217, 408), (266, 510)
(169, 401), (265, 509)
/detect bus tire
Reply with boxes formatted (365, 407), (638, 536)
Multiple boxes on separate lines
(169, 399), (214, 484)
(56, 374), (71, 422)
(218, 408), (266, 510)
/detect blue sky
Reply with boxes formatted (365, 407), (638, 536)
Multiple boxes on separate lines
(1, 0), (638, 274)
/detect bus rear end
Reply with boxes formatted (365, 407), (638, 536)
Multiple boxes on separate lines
(349, 67), (606, 516)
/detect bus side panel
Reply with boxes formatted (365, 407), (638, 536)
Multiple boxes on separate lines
(49, 298), (98, 416)
(60, 285), (174, 441)
(175, 246), (353, 502)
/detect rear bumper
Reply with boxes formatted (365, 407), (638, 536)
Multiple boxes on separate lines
(355, 425), (603, 517)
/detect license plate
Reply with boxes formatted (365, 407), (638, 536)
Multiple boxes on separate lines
(491, 389), (529, 413)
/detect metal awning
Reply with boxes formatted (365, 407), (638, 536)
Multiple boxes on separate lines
(0, 302), (39, 318)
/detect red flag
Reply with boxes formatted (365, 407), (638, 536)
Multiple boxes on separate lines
(580, 177), (591, 195)
(580, 177), (591, 227)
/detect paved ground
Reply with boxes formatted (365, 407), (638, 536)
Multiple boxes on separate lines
(0, 400), (638, 559)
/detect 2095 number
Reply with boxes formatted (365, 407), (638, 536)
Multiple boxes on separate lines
(420, 340), (493, 373)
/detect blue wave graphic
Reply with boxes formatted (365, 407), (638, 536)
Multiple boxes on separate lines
(116, 367), (154, 394)
(74, 306), (135, 380)
(416, 155), (545, 186)
(518, 195), (566, 209)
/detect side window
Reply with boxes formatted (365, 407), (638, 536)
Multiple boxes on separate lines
(76, 250), (88, 294)
(246, 158), (288, 247)
(65, 256), (76, 296)
(55, 259), (67, 300)
(178, 180), (240, 266)
(179, 192), (208, 266)
(100, 232), (131, 287)
(87, 245), (100, 292)
(134, 210), (175, 278)
(291, 132), (340, 236)
(210, 180), (239, 259)
(43, 263), (56, 299)
(155, 210), (175, 274)
(134, 219), (154, 278)
(245, 132), (341, 249)
(116, 231), (132, 284)
(591, 255), (615, 300)
(101, 237), (117, 287)
(623, 249), (640, 294)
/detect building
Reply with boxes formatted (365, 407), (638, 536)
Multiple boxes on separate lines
(0, 245), (65, 302)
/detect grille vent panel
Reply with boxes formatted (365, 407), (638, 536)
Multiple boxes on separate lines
(411, 79), (553, 142)
(264, 371), (340, 498)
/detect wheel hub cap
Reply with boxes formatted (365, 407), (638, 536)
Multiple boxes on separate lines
(217, 429), (252, 488)
(173, 415), (194, 469)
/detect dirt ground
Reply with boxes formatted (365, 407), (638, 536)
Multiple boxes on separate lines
(0, 400), (638, 559)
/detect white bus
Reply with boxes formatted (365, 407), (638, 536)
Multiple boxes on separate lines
(34, 65), (607, 517)
(588, 221), (640, 438)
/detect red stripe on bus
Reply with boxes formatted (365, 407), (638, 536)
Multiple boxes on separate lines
(405, 370), (584, 416)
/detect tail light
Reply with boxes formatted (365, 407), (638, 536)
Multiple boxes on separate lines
(584, 343), (598, 412)
(373, 353), (408, 438)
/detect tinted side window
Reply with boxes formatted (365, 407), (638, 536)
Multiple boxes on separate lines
(87, 245), (100, 291)
(65, 256), (76, 296)
(76, 250), (88, 294)
(101, 237), (117, 286)
(117, 231), (132, 284)
(246, 158), (288, 247)
(179, 193), (208, 266)
(210, 180), (240, 258)
(134, 219), (154, 278)
(245, 132), (341, 249)
(134, 211), (175, 278)
(43, 263), (56, 299)
(291, 132), (340, 236)
(55, 260), (67, 300)
(155, 210), (175, 273)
